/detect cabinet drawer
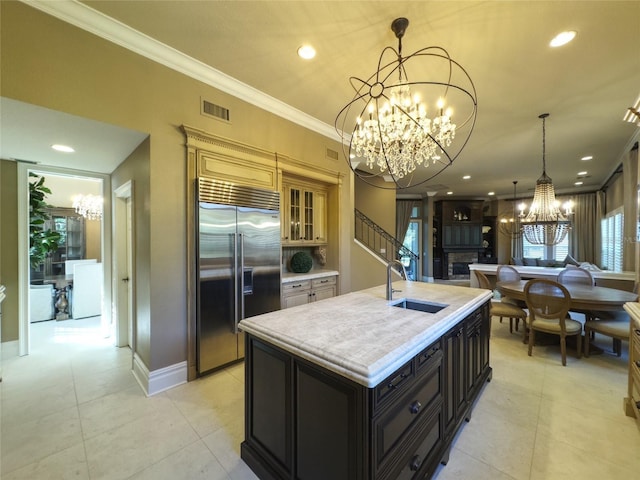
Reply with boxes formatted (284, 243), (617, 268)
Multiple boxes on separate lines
(394, 406), (442, 480)
(374, 362), (415, 412)
(311, 276), (336, 288)
(416, 341), (442, 373)
(282, 280), (310, 294)
(374, 361), (442, 465)
(631, 324), (640, 352)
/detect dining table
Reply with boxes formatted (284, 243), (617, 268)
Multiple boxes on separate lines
(496, 280), (638, 353)
(496, 280), (638, 312)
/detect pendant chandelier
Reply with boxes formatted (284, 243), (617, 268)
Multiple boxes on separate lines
(72, 194), (103, 220)
(520, 113), (573, 246)
(498, 180), (523, 238)
(335, 18), (477, 190)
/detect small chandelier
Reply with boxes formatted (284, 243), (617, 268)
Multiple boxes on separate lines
(335, 18), (477, 190)
(498, 180), (524, 238)
(520, 113), (573, 245)
(72, 194), (103, 220)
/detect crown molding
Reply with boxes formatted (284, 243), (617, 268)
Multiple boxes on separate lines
(23, 0), (340, 143)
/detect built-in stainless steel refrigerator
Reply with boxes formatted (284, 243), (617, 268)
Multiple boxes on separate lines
(196, 178), (281, 375)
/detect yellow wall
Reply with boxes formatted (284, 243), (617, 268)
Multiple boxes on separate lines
(1, 2), (352, 370)
(350, 175), (397, 292)
(0, 161), (19, 341)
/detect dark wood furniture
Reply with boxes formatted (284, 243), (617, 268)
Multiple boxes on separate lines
(241, 302), (491, 480)
(433, 200), (485, 279)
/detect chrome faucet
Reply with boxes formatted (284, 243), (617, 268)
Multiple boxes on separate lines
(386, 259), (408, 301)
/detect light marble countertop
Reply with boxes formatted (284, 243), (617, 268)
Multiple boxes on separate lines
(281, 269), (339, 283)
(239, 281), (492, 387)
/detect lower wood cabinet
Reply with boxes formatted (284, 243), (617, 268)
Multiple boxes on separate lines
(625, 309), (640, 427)
(241, 301), (491, 479)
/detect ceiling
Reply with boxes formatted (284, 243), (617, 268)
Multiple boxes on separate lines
(3, 0), (639, 199)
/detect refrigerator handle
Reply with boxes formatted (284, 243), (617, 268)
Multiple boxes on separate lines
(232, 232), (239, 333)
(237, 233), (245, 332)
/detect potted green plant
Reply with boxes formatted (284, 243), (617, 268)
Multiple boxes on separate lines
(29, 173), (61, 281)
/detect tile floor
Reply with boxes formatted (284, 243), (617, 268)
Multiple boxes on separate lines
(1, 315), (639, 479)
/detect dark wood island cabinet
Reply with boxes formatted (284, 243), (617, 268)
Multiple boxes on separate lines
(239, 282), (492, 480)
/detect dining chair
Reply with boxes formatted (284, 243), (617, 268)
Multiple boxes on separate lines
(557, 266), (594, 286)
(524, 279), (582, 366)
(474, 270), (527, 334)
(557, 267), (595, 322)
(584, 282), (638, 357)
(497, 265), (526, 308)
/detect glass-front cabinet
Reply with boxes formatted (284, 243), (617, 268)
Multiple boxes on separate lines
(45, 208), (85, 276)
(282, 180), (327, 245)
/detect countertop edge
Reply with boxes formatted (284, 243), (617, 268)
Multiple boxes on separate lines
(281, 270), (339, 283)
(241, 283), (492, 387)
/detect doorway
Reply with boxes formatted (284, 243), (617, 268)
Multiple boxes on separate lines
(18, 164), (112, 356)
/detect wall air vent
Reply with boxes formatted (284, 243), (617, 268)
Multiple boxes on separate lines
(326, 148), (339, 161)
(201, 98), (230, 123)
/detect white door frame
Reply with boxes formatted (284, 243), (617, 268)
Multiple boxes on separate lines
(17, 163), (112, 355)
(113, 180), (135, 349)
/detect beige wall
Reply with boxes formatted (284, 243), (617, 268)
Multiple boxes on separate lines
(354, 176), (397, 235)
(606, 171), (624, 213)
(1, 2), (352, 371)
(350, 175), (397, 292)
(0, 161), (19, 341)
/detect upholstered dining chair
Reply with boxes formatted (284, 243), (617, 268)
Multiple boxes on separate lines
(557, 266), (595, 322)
(474, 270), (527, 334)
(584, 282), (638, 357)
(557, 266), (594, 286)
(496, 265), (526, 308)
(524, 279), (582, 366)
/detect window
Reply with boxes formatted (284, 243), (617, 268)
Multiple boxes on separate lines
(522, 233), (569, 261)
(601, 208), (623, 272)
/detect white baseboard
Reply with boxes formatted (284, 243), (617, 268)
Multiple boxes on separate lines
(132, 353), (187, 396)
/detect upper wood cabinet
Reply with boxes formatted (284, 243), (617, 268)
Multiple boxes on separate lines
(282, 179), (327, 245)
(435, 200), (484, 249)
(45, 207), (85, 276)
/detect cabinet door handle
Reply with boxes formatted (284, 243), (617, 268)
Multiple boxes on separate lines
(410, 455), (422, 471)
(635, 360), (640, 368)
(320, 279), (329, 284)
(291, 284), (304, 288)
(387, 373), (408, 390)
(409, 401), (422, 414)
(634, 329), (640, 336)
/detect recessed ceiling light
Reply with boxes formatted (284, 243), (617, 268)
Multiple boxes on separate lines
(581, 155), (592, 161)
(574, 181), (583, 186)
(462, 175), (471, 180)
(577, 171), (587, 176)
(297, 45), (316, 60)
(488, 192), (495, 196)
(51, 144), (75, 153)
(550, 30), (576, 47)
(446, 191), (453, 195)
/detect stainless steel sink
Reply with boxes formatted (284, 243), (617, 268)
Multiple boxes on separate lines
(391, 299), (448, 314)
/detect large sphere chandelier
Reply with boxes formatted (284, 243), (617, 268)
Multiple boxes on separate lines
(335, 17), (478, 190)
(520, 114), (573, 246)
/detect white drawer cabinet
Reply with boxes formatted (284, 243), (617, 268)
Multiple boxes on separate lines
(282, 275), (337, 308)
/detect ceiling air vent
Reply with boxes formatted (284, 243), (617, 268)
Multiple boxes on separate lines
(326, 148), (339, 161)
(201, 98), (230, 122)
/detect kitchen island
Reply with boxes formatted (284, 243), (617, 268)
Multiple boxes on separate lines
(239, 281), (493, 480)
